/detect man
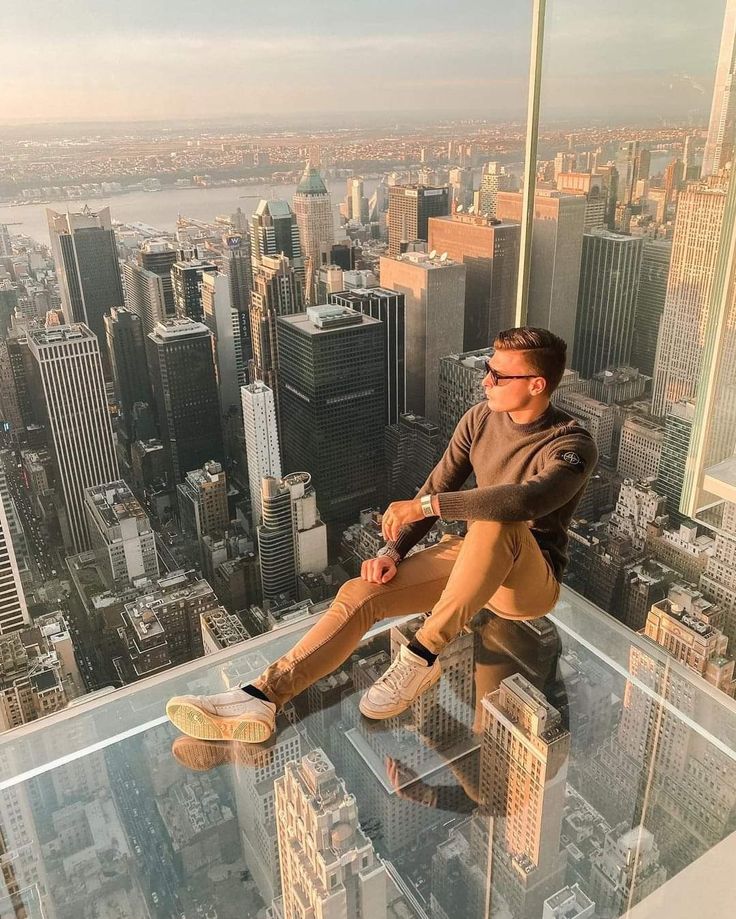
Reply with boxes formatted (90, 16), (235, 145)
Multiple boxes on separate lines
(166, 326), (598, 745)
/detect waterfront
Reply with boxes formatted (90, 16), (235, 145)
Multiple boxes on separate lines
(0, 177), (378, 246)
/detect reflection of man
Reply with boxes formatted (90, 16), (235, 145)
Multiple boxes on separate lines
(167, 327), (597, 746)
(384, 611), (567, 812)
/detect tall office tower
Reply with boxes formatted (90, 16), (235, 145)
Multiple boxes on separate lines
(572, 230), (644, 379)
(663, 159), (685, 207)
(384, 412), (444, 503)
(428, 212), (520, 351)
(387, 184), (449, 257)
(328, 287), (406, 424)
(177, 460), (229, 540)
(27, 325), (119, 553)
(257, 472), (328, 605)
(242, 381), (282, 527)
(46, 207), (124, 372)
(84, 480), (158, 589)
(249, 253), (305, 399)
(553, 151), (577, 181)
(479, 674), (569, 918)
(630, 240), (673, 377)
(171, 255), (217, 323)
(122, 260), (171, 338)
(0, 464), (27, 571)
(343, 176), (369, 223)
(437, 348), (490, 443)
(651, 187), (727, 418)
(476, 162), (513, 217)
(104, 307), (153, 446)
(496, 189), (586, 348)
(703, 0), (736, 175)
(222, 231), (253, 368)
(0, 498), (29, 636)
(0, 223), (11, 257)
(145, 318), (224, 485)
(250, 199), (303, 275)
(556, 172), (608, 230)
(448, 166), (474, 210)
(292, 164), (334, 303)
(274, 749), (388, 919)
(614, 140), (645, 206)
(657, 400), (695, 525)
(201, 271), (244, 415)
(380, 252), (466, 423)
(277, 305), (385, 532)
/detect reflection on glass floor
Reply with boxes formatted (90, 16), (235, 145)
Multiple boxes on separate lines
(1, 603), (736, 919)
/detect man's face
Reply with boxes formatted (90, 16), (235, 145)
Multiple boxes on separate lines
(483, 349), (547, 412)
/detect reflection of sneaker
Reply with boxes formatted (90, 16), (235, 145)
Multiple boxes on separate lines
(171, 736), (274, 772)
(166, 688), (276, 743)
(359, 645), (441, 720)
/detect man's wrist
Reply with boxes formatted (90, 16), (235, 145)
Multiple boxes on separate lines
(377, 545), (402, 565)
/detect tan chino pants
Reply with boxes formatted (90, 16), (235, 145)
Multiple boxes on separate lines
(253, 519), (561, 707)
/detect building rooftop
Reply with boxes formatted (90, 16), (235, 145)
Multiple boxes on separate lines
(85, 481), (148, 531)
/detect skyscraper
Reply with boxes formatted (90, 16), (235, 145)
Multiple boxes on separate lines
(657, 400), (695, 525)
(328, 287), (406, 425)
(27, 325), (119, 553)
(573, 229), (644, 378)
(104, 307), (153, 446)
(651, 187), (727, 418)
(0, 498), (29, 636)
(614, 140), (648, 206)
(387, 184), (449, 257)
(250, 199), (303, 276)
(145, 318), (224, 485)
(428, 212), (520, 351)
(257, 472), (327, 605)
(274, 749), (388, 919)
(249, 253), (305, 401)
(380, 252), (465, 423)
(556, 172), (608, 230)
(496, 189), (586, 348)
(46, 207), (124, 375)
(122, 245), (177, 337)
(242, 380), (282, 527)
(201, 271), (244, 416)
(630, 239), (672, 377)
(702, 0), (736, 176)
(277, 305), (385, 532)
(221, 231), (253, 368)
(171, 255), (217, 323)
(477, 162), (513, 217)
(293, 164), (334, 303)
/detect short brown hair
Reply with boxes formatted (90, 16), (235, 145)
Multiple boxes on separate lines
(492, 326), (567, 395)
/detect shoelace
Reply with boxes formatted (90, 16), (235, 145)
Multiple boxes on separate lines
(379, 656), (425, 695)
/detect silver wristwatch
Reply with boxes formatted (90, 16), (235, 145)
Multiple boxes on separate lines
(420, 493), (436, 518)
(377, 545), (402, 565)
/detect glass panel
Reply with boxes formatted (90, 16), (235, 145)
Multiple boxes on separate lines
(1, 602), (735, 919)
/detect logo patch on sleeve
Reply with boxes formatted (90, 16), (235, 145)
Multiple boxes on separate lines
(558, 450), (586, 471)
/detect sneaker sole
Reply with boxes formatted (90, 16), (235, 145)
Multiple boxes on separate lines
(358, 666), (441, 720)
(166, 700), (273, 744)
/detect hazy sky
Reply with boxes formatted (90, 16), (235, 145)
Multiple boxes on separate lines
(1, 0), (728, 124)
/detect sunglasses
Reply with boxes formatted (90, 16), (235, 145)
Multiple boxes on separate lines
(483, 358), (540, 386)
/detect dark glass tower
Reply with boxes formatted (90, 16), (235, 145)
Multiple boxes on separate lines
(104, 307), (153, 448)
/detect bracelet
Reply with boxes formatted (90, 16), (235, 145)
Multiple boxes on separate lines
(420, 494), (435, 518)
(377, 546), (402, 565)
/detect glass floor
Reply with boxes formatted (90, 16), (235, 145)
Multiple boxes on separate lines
(1, 586), (735, 919)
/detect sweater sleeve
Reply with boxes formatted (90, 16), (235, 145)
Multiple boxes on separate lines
(436, 432), (598, 523)
(386, 404), (479, 560)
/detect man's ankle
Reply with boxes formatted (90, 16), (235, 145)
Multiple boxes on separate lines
(241, 683), (274, 705)
(407, 639), (438, 666)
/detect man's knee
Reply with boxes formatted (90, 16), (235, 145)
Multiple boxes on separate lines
(335, 576), (383, 620)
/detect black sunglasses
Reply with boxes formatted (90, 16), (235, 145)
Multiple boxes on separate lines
(484, 358), (540, 385)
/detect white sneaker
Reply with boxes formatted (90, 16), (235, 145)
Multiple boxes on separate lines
(166, 688), (276, 744)
(359, 644), (441, 720)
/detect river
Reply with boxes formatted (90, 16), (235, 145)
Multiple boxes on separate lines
(0, 178), (378, 247)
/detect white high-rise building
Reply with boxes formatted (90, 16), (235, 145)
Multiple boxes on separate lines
(257, 472), (328, 605)
(651, 187), (727, 417)
(274, 749), (388, 919)
(242, 381), (282, 527)
(27, 325), (119, 553)
(201, 271), (244, 415)
(0, 497), (29, 636)
(702, 0), (736, 176)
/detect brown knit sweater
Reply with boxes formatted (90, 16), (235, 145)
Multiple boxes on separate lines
(388, 400), (599, 582)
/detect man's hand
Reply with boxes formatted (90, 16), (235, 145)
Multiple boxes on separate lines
(380, 498), (424, 542)
(361, 555), (398, 584)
